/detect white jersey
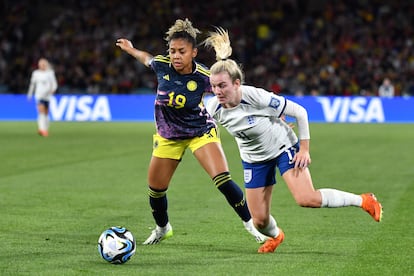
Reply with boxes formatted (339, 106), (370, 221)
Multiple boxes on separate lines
(206, 85), (301, 163)
(378, 83), (394, 98)
(27, 69), (58, 101)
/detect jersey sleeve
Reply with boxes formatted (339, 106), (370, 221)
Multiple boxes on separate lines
(27, 72), (35, 97)
(149, 55), (169, 71)
(49, 70), (58, 93)
(242, 86), (287, 117)
(283, 99), (310, 140)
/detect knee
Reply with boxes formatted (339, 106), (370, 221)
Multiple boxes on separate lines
(294, 194), (321, 208)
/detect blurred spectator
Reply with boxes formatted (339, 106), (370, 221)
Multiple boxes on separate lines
(378, 77), (395, 97)
(1, 0), (414, 96)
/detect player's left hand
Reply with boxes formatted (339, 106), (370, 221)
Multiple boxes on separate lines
(116, 38), (133, 51)
(292, 149), (311, 175)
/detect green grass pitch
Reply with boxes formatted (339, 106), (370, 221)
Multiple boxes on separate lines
(1, 122), (413, 275)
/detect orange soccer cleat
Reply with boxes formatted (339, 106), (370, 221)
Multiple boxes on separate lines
(361, 193), (383, 222)
(38, 130), (49, 137)
(258, 228), (285, 253)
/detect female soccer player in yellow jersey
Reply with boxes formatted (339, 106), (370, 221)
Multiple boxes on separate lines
(204, 27), (383, 253)
(116, 19), (268, 246)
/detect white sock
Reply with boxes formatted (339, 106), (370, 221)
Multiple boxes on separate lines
(319, 188), (362, 208)
(258, 215), (279, 238)
(157, 222), (171, 231)
(45, 115), (49, 131)
(37, 114), (43, 130)
(243, 219), (268, 243)
(38, 113), (47, 131)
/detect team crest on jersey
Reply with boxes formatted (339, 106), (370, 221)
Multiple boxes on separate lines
(244, 169), (252, 183)
(163, 74), (170, 81)
(247, 115), (255, 125)
(186, 80), (197, 91)
(269, 97), (280, 109)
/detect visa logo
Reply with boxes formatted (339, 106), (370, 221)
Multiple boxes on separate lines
(317, 97), (384, 123)
(50, 96), (112, 121)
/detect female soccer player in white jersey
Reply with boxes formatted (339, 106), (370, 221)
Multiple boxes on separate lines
(116, 19), (267, 246)
(27, 58), (58, 137)
(204, 27), (383, 253)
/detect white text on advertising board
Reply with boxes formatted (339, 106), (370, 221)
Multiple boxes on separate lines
(50, 96), (111, 121)
(317, 97), (384, 123)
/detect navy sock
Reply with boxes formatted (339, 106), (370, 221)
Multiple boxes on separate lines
(213, 172), (251, 222)
(148, 187), (169, 227)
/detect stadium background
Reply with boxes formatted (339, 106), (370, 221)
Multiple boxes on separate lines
(1, 0), (414, 97)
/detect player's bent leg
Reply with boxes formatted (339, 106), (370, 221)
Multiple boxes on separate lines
(282, 168), (323, 207)
(143, 223), (173, 245)
(194, 142), (259, 233)
(212, 172), (252, 222)
(244, 187), (274, 243)
(245, 186), (273, 228)
(145, 157), (179, 245)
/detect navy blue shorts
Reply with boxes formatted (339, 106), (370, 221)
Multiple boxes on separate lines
(242, 142), (299, 189)
(38, 99), (49, 108)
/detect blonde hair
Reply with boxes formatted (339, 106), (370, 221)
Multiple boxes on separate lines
(165, 18), (200, 47)
(38, 58), (52, 70)
(203, 27), (244, 83)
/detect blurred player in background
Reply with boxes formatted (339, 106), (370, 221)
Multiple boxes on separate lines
(116, 19), (267, 246)
(378, 77), (395, 98)
(27, 58), (58, 137)
(204, 27), (383, 253)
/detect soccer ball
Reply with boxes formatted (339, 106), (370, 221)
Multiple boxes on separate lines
(98, 226), (136, 264)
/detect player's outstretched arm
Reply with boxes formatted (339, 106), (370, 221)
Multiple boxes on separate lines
(116, 38), (153, 67)
(27, 79), (34, 100)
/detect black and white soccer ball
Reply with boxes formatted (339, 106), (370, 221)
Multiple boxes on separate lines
(98, 226), (136, 264)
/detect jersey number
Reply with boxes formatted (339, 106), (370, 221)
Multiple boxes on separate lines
(286, 146), (297, 164)
(168, 92), (186, 109)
